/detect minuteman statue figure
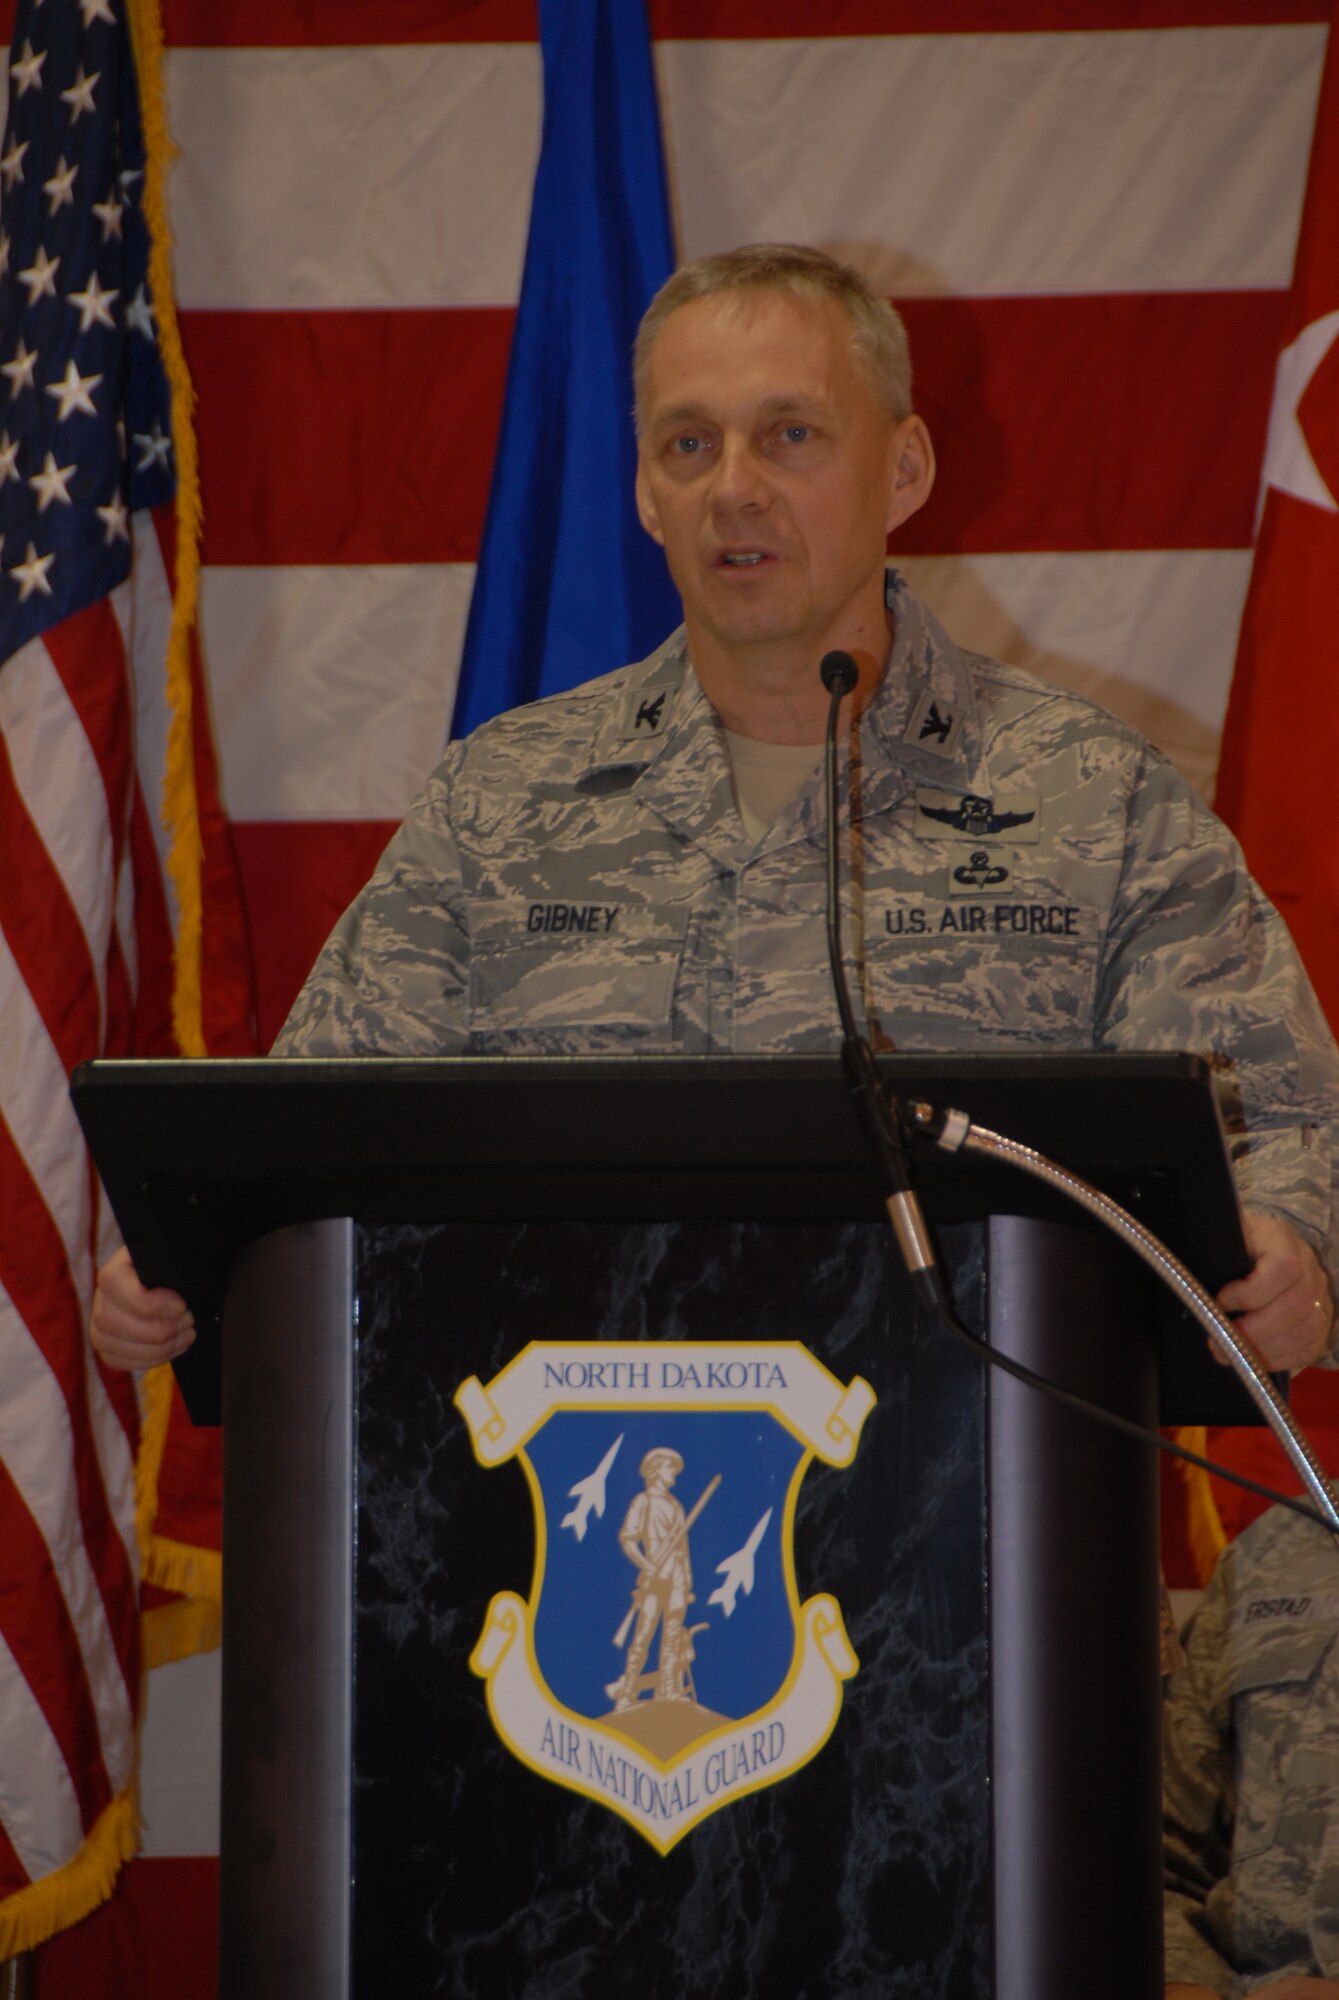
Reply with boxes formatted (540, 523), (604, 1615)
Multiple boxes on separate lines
(615, 1448), (695, 1708)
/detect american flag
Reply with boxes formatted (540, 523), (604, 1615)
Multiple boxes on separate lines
(0, 0), (249, 1953)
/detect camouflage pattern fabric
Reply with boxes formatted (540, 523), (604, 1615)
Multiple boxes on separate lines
(1163, 1496), (1339, 1993)
(277, 572), (1339, 1276)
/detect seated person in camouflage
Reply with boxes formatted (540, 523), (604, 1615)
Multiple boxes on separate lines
(90, 244), (1339, 1372)
(1164, 1498), (1339, 1998)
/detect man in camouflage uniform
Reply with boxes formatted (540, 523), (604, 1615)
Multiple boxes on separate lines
(91, 243), (1338, 1372)
(1164, 1499), (1339, 1997)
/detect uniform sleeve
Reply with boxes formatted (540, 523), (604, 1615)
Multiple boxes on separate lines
(272, 760), (472, 1057)
(1163, 1566), (1238, 1993)
(1095, 747), (1339, 1291)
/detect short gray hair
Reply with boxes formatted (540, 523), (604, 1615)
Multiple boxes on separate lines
(633, 243), (912, 436)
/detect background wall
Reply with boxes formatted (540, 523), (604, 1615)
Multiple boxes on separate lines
(141, 0), (1331, 1039)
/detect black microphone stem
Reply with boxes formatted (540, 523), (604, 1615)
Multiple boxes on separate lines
(821, 663), (860, 1045)
(820, 651), (948, 1315)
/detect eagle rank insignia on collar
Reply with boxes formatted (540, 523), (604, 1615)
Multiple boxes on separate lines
(454, 1341), (874, 1852)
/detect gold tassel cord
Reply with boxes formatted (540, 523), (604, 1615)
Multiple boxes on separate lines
(126, 0), (206, 1060)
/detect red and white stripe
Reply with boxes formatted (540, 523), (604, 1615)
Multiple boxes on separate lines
(0, 513), (192, 1908)
(134, 1), (1333, 1043)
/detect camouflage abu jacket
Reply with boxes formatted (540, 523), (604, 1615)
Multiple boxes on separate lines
(1163, 1498), (1339, 1993)
(277, 572), (1339, 1266)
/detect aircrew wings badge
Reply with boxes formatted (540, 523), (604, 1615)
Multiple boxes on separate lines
(454, 1341), (874, 1853)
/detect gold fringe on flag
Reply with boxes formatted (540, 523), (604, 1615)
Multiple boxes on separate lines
(135, 1364), (222, 1661)
(132, 1359), (174, 1563)
(1170, 1425), (1227, 1586)
(122, 0), (224, 1681)
(142, 1594), (223, 1671)
(126, 0), (207, 1061)
(0, 1791), (139, 1960)
(143, 1531), (222, 1606)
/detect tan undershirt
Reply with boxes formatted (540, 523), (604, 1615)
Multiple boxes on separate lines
(723, 730), (823, 844)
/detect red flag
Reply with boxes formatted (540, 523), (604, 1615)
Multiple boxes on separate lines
(1215, 20), (1339, 1027)
(1173, 21), (1339, 1585)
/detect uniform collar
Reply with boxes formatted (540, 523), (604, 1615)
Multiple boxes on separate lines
(860, 569), (982, 787)
(579, 626), (701, 781)
(573, 571), (983, 855)
(578, 629), (745, 864)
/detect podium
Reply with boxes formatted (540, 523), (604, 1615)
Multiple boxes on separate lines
(73, 1052), (1258, 2000)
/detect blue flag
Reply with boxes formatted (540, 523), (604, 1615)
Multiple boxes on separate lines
(450, 0), (680, 740)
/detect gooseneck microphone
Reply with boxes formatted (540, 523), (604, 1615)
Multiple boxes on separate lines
(817, 659), (1339, 1535)
(817, 658), (1339, 1535)
(819, 651), (948, 1314)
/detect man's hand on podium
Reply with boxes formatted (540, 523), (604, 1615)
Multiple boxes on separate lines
(85, 1205), (1333, 1378)
(1213, 1210), (1334, 1374)
(90, 1244), (195, 1373)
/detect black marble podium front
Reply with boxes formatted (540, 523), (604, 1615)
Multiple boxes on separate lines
(220, 1211), (1161, 2000)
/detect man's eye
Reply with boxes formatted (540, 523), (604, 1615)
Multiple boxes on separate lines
(671, 434), (706, 455)
(781, 424), (810, 444)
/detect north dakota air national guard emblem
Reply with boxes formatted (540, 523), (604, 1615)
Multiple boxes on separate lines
(454, 1342), (875, 1852)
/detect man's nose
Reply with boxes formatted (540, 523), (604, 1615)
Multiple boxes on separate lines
(710, 434), (771, 513)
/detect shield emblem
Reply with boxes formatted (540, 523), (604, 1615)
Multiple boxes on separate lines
(528, 1409), (801, 1759)
(456, 1341), (875, 1851)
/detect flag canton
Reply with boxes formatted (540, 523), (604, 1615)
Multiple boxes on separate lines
(0, 0), (173, 664)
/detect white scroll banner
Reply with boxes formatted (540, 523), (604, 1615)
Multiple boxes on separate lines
(470, 1589), (859, 1854)
(455, 1341), (876, 1470)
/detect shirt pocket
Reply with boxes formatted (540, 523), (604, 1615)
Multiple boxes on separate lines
(1231, 1624), (1336, 1862)
(467, 908), (688, 1053)
(862, 917), (1100, 1049)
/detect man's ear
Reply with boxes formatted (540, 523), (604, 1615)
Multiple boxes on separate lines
(886, 415), (935, 535)
(635, 459), (665, 546)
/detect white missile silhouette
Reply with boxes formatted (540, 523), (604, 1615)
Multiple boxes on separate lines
(708, 1507), (772, 1616)
(560, 1433), (624, 1541)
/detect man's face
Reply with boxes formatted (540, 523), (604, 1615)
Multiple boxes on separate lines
(635, 290), (928, 673)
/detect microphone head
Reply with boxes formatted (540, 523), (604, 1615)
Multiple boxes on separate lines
(819, 650), (858, 697)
